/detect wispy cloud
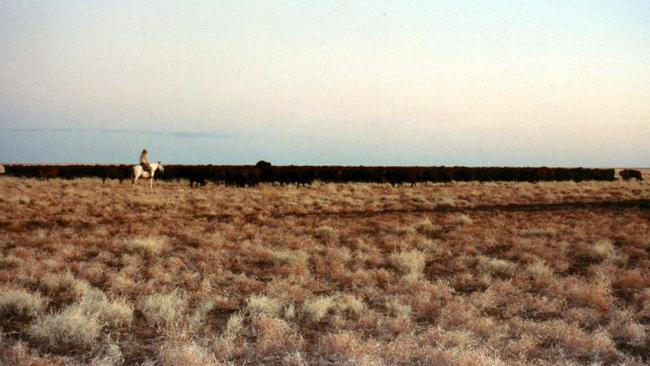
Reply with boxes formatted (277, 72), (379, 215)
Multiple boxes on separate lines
(147, 130), (234, 139)
(2, 128), (235, 139)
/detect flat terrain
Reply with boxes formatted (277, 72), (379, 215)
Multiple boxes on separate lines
(1, 178), (649, 365)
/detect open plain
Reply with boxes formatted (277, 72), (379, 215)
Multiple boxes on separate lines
(1, 177), (649, 365)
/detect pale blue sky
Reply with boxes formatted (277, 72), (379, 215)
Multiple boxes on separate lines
(1, 1), (649, 166)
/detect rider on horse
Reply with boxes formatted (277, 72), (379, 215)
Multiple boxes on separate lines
(132, 151), (163, 188)
(140, 149), (150, 173)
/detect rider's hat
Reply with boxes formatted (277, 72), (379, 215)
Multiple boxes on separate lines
(142, 149), (148, 153)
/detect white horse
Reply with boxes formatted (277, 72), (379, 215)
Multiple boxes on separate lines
(131, 162), (164, 189)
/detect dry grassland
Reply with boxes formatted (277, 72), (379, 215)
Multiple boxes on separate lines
(1, 177), (649, 365)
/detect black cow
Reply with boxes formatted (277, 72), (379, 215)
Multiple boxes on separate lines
(224, 167), (261, 187)
(39, 166), (59, 180)
(98, 165), (131, 184)
(187, 167), (209, 188)
(620, 169), (643, 181)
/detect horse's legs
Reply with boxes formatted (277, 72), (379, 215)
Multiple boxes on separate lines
(149, 178), (153, 189)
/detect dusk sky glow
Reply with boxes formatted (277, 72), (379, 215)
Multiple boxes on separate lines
(1, 1), (649, 166)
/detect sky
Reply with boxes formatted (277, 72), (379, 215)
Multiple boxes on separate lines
(1, 0), (649, 166)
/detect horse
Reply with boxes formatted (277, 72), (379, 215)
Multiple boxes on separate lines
(131, 162), (164, 189)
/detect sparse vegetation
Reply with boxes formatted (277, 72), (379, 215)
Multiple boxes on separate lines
(141, 292), (185, 328)
(386, 298), (412, 319)
(223, 312), (244, 338)
(477, 256), (518, 277)
(336, 294), (366, 319)
(246, 294), (283, 317)
(28, 304), (102, 350)
(0, 288), (44, 318)
(314, 225), (338, 243)
(390, 250), (426, 278)
(124, 237), (167, 257)
(520, 228), (558, 238)
(159, 341), (216, 366)
(302, 295), (335, 322)
(1, 177), (649, 364)
(591, 240), (615, 261)
(451, 213), (473, 225)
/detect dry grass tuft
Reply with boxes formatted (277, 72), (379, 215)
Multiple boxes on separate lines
(389, 250), (426, 278)
(525, 261), (554, 279)
(284, 303), (297, 320)
(415, 218), (443, 237)
(91, 342), (124, 366)
(336, 294), (366, 319)
(40, 271), (78, 293)
(451, 213), (474, 225)
(612, 321), (647, 347)
(591, 240), (616, 261)
(271, 250), (309, 267)
(28, 304), (101, 350)
(564, 278), (613, 315)
(189, 300), (215, 331)
(386, 298), (412, 319)
(124, 237), (167, 257)
(246, 294), (282, 317)
(282, 352), (308, 366)
(252, 314), (303, 355)
(302, 295), (335, 322)
(159, 341), (216, 366)
(0, 255), (23, 269)
(477, 256), (517, 277)
(222, 312), (244, 338)
(436, 197), (457, 208)
(314, 225), (338, 243)
(0, 288), (45, 318)
(80, 295), (134, 329)
(67, 282), (134, 328)
(317, 331), (368, 362)
(141, 291), (185, 328)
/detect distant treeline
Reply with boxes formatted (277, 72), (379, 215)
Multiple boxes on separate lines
(2, 163), (616, 187)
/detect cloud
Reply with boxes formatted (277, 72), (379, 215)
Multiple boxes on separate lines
(2, 128), (49, 132)
(147, 130), (234, 139)
(2, 128), (235, 139)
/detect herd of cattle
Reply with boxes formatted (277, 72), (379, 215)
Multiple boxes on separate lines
(0, 162), (643, 187)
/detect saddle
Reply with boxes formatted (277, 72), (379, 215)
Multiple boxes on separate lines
(140, 163), (152, 177)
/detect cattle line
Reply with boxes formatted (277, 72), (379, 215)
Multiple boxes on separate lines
(1, 163), (618, 187)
